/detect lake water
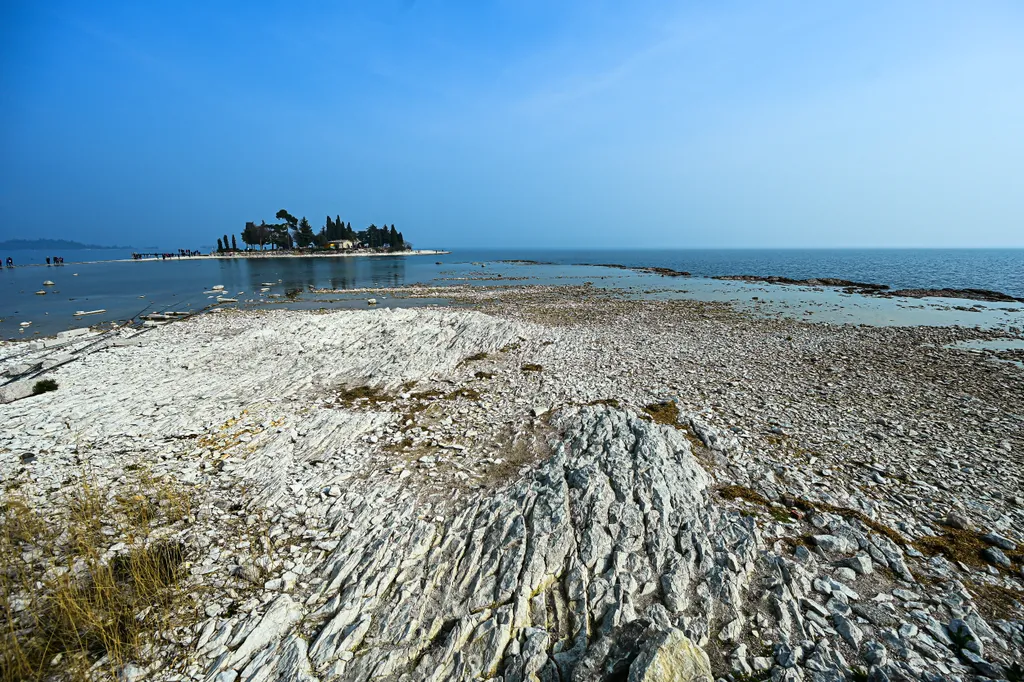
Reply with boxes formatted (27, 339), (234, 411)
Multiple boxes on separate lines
(3, 248), (1023, 338)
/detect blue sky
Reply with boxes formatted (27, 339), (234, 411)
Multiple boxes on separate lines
(2, 1), (1023, 249)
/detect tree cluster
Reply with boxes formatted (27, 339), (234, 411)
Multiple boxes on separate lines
(236, 210), (409, 252)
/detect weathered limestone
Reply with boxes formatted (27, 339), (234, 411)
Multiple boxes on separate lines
(279, 406), (756, 681)
(2, 294), (1021, 681)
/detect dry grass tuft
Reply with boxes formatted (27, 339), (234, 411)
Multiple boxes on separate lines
(0, 472), (196, 681)
(968, 583), (1024, 620)
(479, 431), (553, 490)
(445, 388), (481, 401)
(644, 401), (681, 427)
(717, 485), (769, 506)
(337, 384), (395, 406)
(459, 352), (488, 365)
(521, 363), (543, 373)
(586, 398), (621, 408)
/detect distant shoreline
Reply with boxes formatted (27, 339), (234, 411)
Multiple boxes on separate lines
(0, 239), (131, 250)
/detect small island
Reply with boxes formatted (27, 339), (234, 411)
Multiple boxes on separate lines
(210, 209), (437, 257)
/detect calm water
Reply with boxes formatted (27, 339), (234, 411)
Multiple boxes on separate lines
(3, 248), (1023, 337)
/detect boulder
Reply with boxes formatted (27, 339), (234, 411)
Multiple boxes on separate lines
(628, 629), (713, 682)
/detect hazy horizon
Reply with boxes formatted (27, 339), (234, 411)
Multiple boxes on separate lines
(2, 2), (1023, 249)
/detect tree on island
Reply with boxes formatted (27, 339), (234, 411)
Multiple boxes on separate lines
(231, 234), (238, 251)
(216, 238), (224, 253)
(273, 209), (298, 250)
(242, 221), (273, 250)
(295, 217), (316, 247)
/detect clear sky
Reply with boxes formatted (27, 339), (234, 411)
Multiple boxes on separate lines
(2, 1), (1023, 249)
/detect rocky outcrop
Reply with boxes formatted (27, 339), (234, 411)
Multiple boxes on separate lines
(200, 406), (759, 681)
(713, 274), (889, 293)
(884, 287), (1024, 303)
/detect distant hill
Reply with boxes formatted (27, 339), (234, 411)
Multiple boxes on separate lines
(0, 238), (132, 250)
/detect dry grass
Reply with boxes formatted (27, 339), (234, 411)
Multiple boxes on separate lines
(968, 583), (1024, 621)
(444, 387), (481, 401)
(717, 485), (769, 506)
(0, 471), (197, 681)
(643, 401), (681, 427)
(336, 385), (394, 406)
(717, 486), (794, 523)
(521, 363), (543, 373)
(459, 352), (488, 365)
(779, 495), (909, 547)
(479, 431), (553, 490)
(409, 389), (445, 401)
(916, 527), (1023, 573)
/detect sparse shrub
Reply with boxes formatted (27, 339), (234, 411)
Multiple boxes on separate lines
(31, 379), (58, 395)
(521, 363), (543, 373)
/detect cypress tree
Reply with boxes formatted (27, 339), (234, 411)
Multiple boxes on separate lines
(231, 234), (237, 251)
(216, 238), (223, 253)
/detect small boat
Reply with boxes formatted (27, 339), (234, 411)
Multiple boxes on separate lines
(35, 290), (46, 295)
(43, 280), (55, 286)
(212, 284), (225, 290)
(217, 297), (238, 303)
(19, 321), (31, 327)
(74, 309), (106, 316)
(261, 282), (275, 286)
(367, 298), (377, 305)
